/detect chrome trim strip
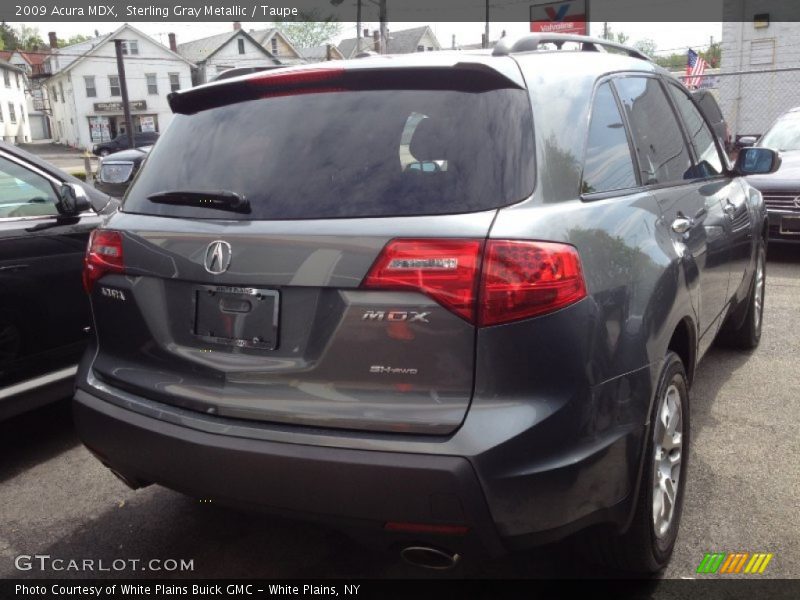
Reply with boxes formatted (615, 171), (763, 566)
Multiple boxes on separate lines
(0, 366), (78, 400)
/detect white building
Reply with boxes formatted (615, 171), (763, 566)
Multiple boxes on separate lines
(175, 23), (305, 85)
(2, 49), (51, 140)
(43, 24), (194, 149)
(0, 59), (31, 144)
(720, 3), (800, 136)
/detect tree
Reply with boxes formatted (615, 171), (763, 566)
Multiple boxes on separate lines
(701, 42), (721, 68)
(600, 25), (628, 45)
(59, 34), (93, 48)
(633, 39), (657, 58)
(0, 22), (20, 51)
(13, 24), (44, 50)
(272, 11), (342, 48)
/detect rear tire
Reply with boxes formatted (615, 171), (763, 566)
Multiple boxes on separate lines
(579, 352), (690, 573)
(721, 243), (766, 350)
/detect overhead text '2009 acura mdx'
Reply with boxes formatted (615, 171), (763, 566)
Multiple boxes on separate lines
(73, 34), (779, 573)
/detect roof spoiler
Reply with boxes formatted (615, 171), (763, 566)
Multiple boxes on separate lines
(493, 33), (652, 62)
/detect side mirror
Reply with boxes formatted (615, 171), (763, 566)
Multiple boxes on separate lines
(738, 136), (758, 148)
(56, 182), (91, 216)
(734, 147), (782, 176)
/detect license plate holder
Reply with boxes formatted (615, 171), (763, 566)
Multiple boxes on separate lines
(194, 286), (279, 350)
(780, 216), (800, 235)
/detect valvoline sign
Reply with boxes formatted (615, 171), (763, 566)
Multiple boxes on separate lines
(530, 0), (588, 35)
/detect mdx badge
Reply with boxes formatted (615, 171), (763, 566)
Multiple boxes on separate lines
(204, 240), (232, 274)
(362, 310), (431, 323)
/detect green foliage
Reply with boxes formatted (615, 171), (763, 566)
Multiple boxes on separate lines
(600, 26), (629, 45)
(272, 12), (342, 48)
(69, 171), (87, 181)
(633, 39), (657, 57)
(59, 34), (93, 48)
(0, 23), (20, 51)
(13, 24), (44, 50)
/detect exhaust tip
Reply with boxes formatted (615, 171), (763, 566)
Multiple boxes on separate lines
(400, 546), (460, 570)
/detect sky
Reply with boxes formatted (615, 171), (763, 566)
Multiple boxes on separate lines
(11, 21), (723, 56)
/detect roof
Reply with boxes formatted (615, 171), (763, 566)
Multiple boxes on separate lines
(298, 44), (344, 61)
(0, 58), (26, 74)
(177, 30), (242, 63)
(49, 23), (195, 77)
(338, 26), (440, 58)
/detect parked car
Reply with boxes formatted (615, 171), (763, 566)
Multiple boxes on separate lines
(0, 141), (116, 420)
(738, 107), (800, 241)
(692, 89), (732, 153)
(93, 131), (159, 157)
(95, 146), (152, 198)
(73, 34), (778, 573)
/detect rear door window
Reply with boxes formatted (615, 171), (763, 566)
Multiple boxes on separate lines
(581, 82), (638, 194)
(613, 76), (693, 186)
(123, 86), (535, 220)
(668, 84), (724, 177)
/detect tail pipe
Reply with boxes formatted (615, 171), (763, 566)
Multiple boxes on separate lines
(400, 546), (460, 570)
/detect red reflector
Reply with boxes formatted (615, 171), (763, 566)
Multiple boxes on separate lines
(479, 240), (586, 326)
(361, 239), (483, 323)
(83, 229), (125, 294)
(384, 522), (469, 536)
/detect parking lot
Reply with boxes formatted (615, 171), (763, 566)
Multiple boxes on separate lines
(0, 245), (798, 581)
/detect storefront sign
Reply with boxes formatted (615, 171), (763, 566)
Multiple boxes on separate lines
(139, 115), (156, 132)
(93, 100), (147, 112)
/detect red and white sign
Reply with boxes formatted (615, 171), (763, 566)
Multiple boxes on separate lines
(530, 0), (588, 35)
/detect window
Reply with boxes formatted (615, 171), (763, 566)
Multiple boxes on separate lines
(237, 38), (245, 54)
(124, 87), (536, 220)
(169, 72), (180, 92)
(271, 38), (278, 55)
(14, 72), (19, 88)
(582, 82), (637, 194)
(8, 103), (16, 123)
(84, 75), (96, 97)
(613, 76), (692, 186)
(0, 105), (4, 122)
(666, 84), (724, 177)
(146, 73), (158, 95)
(50, 84), (57, 103)
(427, 46), (434, 51)
(59, 82), (65, 103)
(20, 107), (25, 123)
(121, 41), (139, 55)
(3, 70), (9, 87)
(109, 75), (121, 96)
(0, 155), (59, 219)
(417, 45), (424, 52)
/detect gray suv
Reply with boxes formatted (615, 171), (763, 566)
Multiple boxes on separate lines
(73, 35), (779, 573)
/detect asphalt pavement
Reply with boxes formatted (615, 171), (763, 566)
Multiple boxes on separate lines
(0, 245), (798, 582)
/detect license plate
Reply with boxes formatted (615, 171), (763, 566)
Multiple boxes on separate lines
(780, 216), (800, 235)
(194, 286), (279, 350)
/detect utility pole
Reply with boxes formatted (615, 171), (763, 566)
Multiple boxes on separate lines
(379, 0), (387, 54)
(356, 0), (361, 51)
(114, 39), (135, 150)
(484, 0), (490, 49)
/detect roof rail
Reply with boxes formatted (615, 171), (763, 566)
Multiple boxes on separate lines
(492, 33), (651, 62)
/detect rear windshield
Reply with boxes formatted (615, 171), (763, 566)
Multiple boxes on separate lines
(122, 87), (535, 219)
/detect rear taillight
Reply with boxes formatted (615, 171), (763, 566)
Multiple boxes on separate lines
(478, 240), (586, 326)
(83, 229), (124, 294)
(361, 239), (483, 322)
(362, 239), (586, 326)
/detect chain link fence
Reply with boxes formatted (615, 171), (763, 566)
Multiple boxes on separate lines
(678, 67), (800, 141)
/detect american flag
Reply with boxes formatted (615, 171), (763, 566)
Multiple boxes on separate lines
(686, 49), (708, 88)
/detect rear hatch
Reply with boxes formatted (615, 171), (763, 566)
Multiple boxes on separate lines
(85, 61), (535, 434)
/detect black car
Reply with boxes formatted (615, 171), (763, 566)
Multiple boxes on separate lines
(740, 106), (800, 241)
(95, 146), (151, 198)
(73, 34), (778, 573)
(93, 131), (159, 157)
(0, 141), (116, 420)
(692, 89), (732, 153)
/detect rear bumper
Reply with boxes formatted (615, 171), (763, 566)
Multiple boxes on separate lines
(73, 387), (506, 556)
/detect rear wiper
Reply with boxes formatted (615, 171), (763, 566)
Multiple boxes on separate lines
(147, 190), (250, 214)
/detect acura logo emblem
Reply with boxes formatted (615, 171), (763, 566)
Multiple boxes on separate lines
(204, 240), (232, 274)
